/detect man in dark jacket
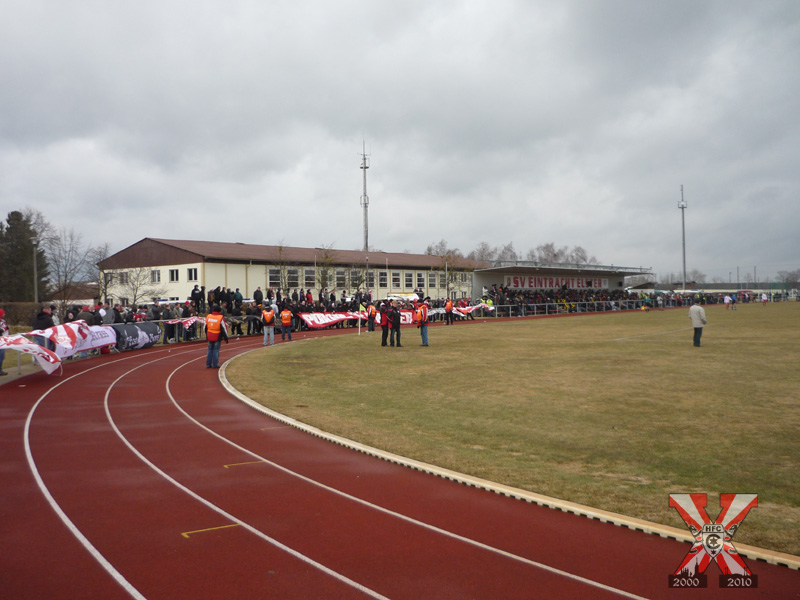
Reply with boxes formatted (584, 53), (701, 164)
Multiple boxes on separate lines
(389, 301), (402, 348)
(32, 306), (56, 350)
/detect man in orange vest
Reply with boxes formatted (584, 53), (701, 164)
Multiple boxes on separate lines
(280, 305), (293, 341)
(261, 304), (276, 346)
(367, 302), (377, 332)
(417, 297), (430, 346)
(205, 304), (228, 368)
(445, 298), (454, 325)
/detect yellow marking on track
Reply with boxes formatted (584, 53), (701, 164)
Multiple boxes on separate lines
(181, 524), (240, 538)
(223, 460), (266, 468)
(260, 425), (289, 431)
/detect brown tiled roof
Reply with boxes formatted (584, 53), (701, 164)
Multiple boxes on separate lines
(103, 238), (484, 270)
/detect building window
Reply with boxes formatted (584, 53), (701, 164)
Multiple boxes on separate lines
(287, 268), (299, 288)
(151, 270), (161, 283)
(169, 269), (179, 283)
(336, 269), (346, 289)
(268, 268), (281, 288)
(439, 273), (447, 288)
(350, 269), (362, 289)
(365, 270), (375, 289)
(405, 272), (413, 288)
(119, 272), (129, 285)
(379, 271), (388, 288)
(120, 297), (130, 307)
(187, 268), (198, 282)
(428, 272), (436, 287)
(304, 269), (315, 288)
(104, 272), (115, 286)
(417, 272), (425, 288)
(392, 271), (401, 288)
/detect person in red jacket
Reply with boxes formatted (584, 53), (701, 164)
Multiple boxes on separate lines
(205, 305), (228, 368)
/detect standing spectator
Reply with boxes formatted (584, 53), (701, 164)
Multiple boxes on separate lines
(205, 304), (227, 368)
(389, 301), (402, 347)
(162, 304), (175, 343)
(190, 285), (203, 311)
(0, 308), (9, 376)
(230, 303), (244, 336)
(253, 286), (264, 309)
(379, 302), (390, 347)
(417, 297), (430, 347)
(689, 297), (707, 347)
(32, 305), (56, 350)
(367, 302), (377, 332)
(280, 305), (293, 341)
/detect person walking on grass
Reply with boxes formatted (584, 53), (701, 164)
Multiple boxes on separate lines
(689, 297), (707, 347)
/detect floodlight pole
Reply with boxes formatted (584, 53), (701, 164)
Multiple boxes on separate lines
(678, 185), (687, 291)
(33, 240), (39, 304)
(360, 141), (369, 255)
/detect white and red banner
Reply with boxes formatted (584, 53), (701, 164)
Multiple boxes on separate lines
(298, 311), (367, 329)
(28, 320), (117, 359)
(0, 334), (61, 374)
(505, 275), (609, 290)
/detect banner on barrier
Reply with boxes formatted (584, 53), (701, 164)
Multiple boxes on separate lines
(112, 322), (163, 351)
(0, 334), (61, 374)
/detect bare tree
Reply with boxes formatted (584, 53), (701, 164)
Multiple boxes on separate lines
(117, 266), (168, 306)
(496, 242), (519, 261)
(425, 239), (463, 258)
(44, 227), (94, 312)
(87, 242), (111, 300)
(467, 241), (497, 262)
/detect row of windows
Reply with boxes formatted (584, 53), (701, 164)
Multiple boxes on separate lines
(107, 267), (467, 290)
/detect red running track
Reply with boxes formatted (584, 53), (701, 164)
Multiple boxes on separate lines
(1, 330), (798, 599)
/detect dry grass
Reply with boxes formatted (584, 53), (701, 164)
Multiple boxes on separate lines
(227, 302), (800, 555)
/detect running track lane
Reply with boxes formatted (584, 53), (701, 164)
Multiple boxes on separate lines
(1, 334), (798, 599)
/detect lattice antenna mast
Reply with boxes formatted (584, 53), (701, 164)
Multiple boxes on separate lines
(360, 141), (370, 254)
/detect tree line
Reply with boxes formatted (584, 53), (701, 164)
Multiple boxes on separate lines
(424, 239), (600, 264)
(0, 209), (109, 307)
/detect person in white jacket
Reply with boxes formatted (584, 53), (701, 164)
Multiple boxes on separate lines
(689, 298), (707, 347)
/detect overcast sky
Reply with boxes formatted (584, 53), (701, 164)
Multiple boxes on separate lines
(2, 1), (798, 282)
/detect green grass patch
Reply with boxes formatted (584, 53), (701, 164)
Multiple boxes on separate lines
(227, 303), (800, 555)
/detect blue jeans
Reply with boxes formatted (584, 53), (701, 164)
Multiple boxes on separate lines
(420, 324), (428, 346)
(281, 324), (292, 341)
(263, 326), (274, 346)
(206, 340), (221, 367)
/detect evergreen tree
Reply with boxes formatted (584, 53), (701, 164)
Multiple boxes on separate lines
(0, 211), (50, 302)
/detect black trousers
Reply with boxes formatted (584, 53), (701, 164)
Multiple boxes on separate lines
(693, 327), (703, 346)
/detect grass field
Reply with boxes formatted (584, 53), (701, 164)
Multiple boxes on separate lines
(227, 303), (800, 554)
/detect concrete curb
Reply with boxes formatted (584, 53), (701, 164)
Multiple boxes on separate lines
(219, 347), (800, 572)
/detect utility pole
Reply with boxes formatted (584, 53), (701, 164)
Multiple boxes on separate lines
(678, 185), (687, 291)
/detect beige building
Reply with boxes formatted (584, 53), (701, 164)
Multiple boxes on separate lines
(99, 238), (481, 306)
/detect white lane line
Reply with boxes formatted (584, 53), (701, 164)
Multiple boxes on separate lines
(23, 357), (154, 600)
(164, 358), (648, 600)
(104, 358), (391, 600)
